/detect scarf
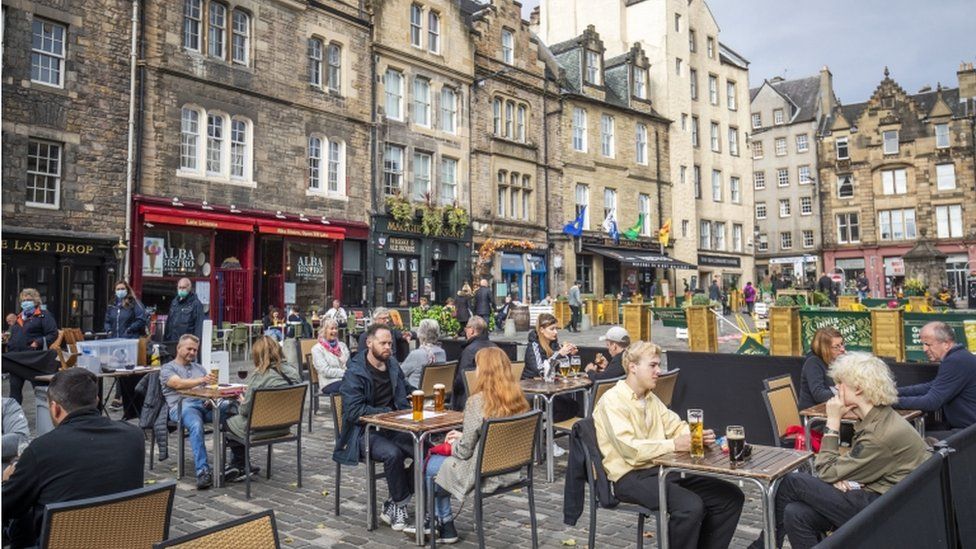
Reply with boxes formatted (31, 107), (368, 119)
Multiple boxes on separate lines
(319, 337), (342, 358)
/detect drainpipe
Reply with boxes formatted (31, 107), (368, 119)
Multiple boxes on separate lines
(123, 0), (140, 280)
(366, 18), (378, 307)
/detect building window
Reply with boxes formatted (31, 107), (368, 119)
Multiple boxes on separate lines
(635, 123), (648, 165)
(384, 69), (403, 120)
(501, 29), (514, 64)
(576, 255), (593, 293)
(689, 68), (698, 100)
(575, 184), (590, 229)
(779, 198), (791, 217)
(229, 118), (248, 179)
(206, 113), (224, 175)
(674, 13), (681, 32)
(836, 136), (849, 159)
(428, 11), (440, 53)
(183, 0), (202, 51)
(327, 43), (342, 93)
(411, 151), (432, 200)
(633, 66), (647, 99)
(440, 87), (457, 133)
(837, 212), (860, 243)
(516, 104), (527, 142)
(800, 196), (813, 215)
(710, 122), (720, 152)
(714, 222), (726, 251)
(935, 123), (950, 148)
(682, 220), (689, 238)
(207, 2), (226, 59)
(681, 114), (688, 130)
(756, 202), (767, 219)
(413, 77), (431, 127)
(180, 107), (200, 171)
(308, 136), (323, 190)
(410, 4), (423, 48)
(753, 171), (766, 190)
(308, 38), (323, 87)
(327, 140), (344, 193)
(572, 107), (587, 152)
(733, 224), (743, 252)
(775, 137), (787, 156)
(881, 168), (907, 195)
(730, 176), (741, 203)
(879, 208), (916, 241)
(680, 165), (687, 184)
(936, 163), (956, 190)
(675, 57), (682, 76)
(440, 157), (457, 204)
(689, 29), (696, 52)
(26, 140), (61, 208)
(773, 108), (784, 125)
(708, 74), (718, 105)
(728, 127), (739, 156)
(936, 204), (963, 238)
(726, 81), (737, 110)
(31, 19), (66, 87)
(795, 133), (809, 153)
(699, 220), (711, 250)
(521, 174), (532, 221)
(497, 171), (508, 217)
(603, 188), (616, 220)
(706, 36), (715, 58)
(781, 232), (793, 250)
(752, 140), (763, 159)
(510, 173), (520, 219)
(837, 175), (854, 198)
(758, 234), (769, 252)
(883, 130), (899, 154)
(504, 100), (514, 138)
(601, 114), (615, 157)
(798, 165), (811, 185)
(638, 194), (651, 236)
(802, 230), (814, 248)
(691, 116), (700, 147)
(383, 144), (404, 195)
(180, 106), (252, 182)
(751, 112), (761, 129)
(586, 50), (601, 85)
(711, 170), (722, 202)
(493, 98), (502, 135)
(693, 165), (701, 199)
(777, 168), (789, 187)
(231, 10), (249, 65)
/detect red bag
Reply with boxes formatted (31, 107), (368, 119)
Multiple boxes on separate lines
(784, 425), (822, 452)
(429, 442), (453, 457)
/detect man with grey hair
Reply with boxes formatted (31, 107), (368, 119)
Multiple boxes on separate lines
(399, 318), (447, 386)
(357, 307), (413, 359)
(452, 316), (496, 409)
(895, 321), (976, 438)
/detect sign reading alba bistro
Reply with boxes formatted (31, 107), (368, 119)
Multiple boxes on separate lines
(800, 310), (873, 353)
(293, 254), (325, 281)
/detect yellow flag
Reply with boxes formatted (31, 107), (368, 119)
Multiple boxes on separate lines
(658, 218), (672, 248)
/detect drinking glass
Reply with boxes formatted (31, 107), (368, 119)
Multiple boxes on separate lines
(688, 409), (705, 458)
(238, 369), (248, 381)
(433, 383), (446, 412)
(209, 367), (220, 389)
(727, 425), (746, 466)
(411, 390), (425, 422)
(570, 356), (582, 377)
(559, 359), (571, 380)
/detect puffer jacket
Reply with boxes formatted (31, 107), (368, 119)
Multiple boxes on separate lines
(105, 300), (148, 339)
(136, 371), (169, 460)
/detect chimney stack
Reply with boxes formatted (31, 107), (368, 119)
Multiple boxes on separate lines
(529, 6), (541, 31)
(818, 65), (836, 120)
(958, 61), (976, 100)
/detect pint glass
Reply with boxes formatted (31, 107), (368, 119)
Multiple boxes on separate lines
(433, 383), (446, 412)
(210, 367), (220, 389)
(688, 409), (705, 458)
(411, 390), (426, 422)
(727, 425), (746, 465)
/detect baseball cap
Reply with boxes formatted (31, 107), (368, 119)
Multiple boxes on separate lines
(599, 326), (631, 344)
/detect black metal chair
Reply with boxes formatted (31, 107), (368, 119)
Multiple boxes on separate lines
(330, 393), (387, 520)
(304, 353), (320, 432)
(153, 510), (280, 548)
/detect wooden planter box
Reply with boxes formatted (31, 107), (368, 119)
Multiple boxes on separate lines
(908, 296), (928, 312)
(769, 306), (801, 356)
(553, 301), (571, 328)
(584, 298), (600, 326)
(871, 308), (905, 361)
(603, 298), (620, 324)
(838, 295), (859, 311)
(686, 306), (718, 353)
(653, 295), (665, 308)
(622, 304), (652, 342)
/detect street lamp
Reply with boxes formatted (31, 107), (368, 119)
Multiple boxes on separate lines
(113, 238), (129, 281)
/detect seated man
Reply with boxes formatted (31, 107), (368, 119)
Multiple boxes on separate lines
(334, 324), (415, 531)
(594, 341), (744, 549)
(2, 368), (143, 547)
(160, 334), (232, 490)
(895, 321), (976, 439)
(452, 316), (496, 410)
(585, 326), (630, 381)
(751, 352), (930, 549)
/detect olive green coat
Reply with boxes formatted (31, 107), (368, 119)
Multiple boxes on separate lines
(226, 363), (302, 440)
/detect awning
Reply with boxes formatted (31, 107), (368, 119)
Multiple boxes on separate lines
(583, 246), (697, 269)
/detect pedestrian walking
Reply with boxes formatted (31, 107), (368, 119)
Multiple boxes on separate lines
(567, 280), (583, 332)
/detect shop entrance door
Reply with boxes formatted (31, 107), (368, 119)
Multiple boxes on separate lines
(67, 268), (97, 332)
(433, 260), (455, 304)
(218, 269), (250, 323)
(386, 255), (419, 306)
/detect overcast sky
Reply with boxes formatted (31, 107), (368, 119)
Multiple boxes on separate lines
(520, 0), (975, 104)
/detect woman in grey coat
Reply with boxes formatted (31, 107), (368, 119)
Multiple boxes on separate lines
(400, 319), (447, 387)
(405, 347), (530, 543)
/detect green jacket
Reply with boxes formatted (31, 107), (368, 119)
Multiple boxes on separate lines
(227, 363), (302, 440)
(815, 405), (930, 495)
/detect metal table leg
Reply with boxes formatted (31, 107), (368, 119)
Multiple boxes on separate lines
(412, 432), (429, 546)
(177, 399), (185, 478)
(213, 398), (224, 488)
(544, 394), (555, 483)
(658, 468), (669, 548)
(365, 425), (376, 531)
(802, 416), (812, 451)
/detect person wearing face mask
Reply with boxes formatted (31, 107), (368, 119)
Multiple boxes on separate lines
(164, 277), (205, 342)
(6, 288), (59, 405)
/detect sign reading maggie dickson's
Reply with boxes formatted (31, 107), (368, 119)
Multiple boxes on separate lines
(697, 254), (742, 268)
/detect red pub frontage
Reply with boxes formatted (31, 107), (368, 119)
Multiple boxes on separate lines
(130, 197), (368, 324)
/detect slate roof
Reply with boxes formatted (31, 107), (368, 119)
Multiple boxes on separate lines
(750, 74), (822, 124)
(832, 86), (968, 131)
(718, 42), (749, 69)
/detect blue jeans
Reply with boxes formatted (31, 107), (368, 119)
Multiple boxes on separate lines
(170, 399), (231, 475)
(426, 454), (453, 520)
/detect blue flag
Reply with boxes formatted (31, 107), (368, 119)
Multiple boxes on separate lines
(602, 208), (620, 244)
(563, 207), (586, 237)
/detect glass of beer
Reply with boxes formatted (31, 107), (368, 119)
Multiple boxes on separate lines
(570, 356), (581, 377)
(209, 367), (220, 389)
(727, 425), (746, 466)
(433, 383), (446, 412)
(411, 390), (425, 422)
(559, 358), (571, 381)
(688, 409), (705, 458)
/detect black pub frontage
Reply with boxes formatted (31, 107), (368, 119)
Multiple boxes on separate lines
(2, 229), (121, 333)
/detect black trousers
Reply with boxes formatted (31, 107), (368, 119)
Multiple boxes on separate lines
(613, 468), (744, 549)
(569, 306), (581, 331)
(361, 429), (416, 505)
(773, 472), (879, 549)
(7, 374), (33, 405)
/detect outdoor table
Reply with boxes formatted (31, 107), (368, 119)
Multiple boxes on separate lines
(520, 376), (592, 482)
(177, 384), (246, 489)
(654, 444), (812, 549)
(36, 366), (157, 417)
(361, 408), (465, 546)
(799, 403), (924, 451)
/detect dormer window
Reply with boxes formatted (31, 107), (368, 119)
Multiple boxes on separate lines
(633, 66), (647, 99)
(501, 29), (514, 64)
(586, 50), (601, 85)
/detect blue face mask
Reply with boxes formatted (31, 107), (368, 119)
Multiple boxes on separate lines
(21, 301), (36, 314)
(177, 289), (189, 299)
(116, 289), (128, 300)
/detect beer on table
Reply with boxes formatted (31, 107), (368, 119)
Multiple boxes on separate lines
(688, 409), (705, 458)
(411, 390), (425, 422)
(727, 425), (745, 466)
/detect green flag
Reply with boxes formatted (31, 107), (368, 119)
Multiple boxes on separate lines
(623, 214), (644, 241)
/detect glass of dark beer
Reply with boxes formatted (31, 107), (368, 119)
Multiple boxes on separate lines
(727, 425), (746, 466)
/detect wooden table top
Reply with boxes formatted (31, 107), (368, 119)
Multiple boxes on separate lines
(653, 444), (811, 482)
(361, 409), (465, 434)
(799, 403), (923, 421)
(520, 377), (592, 396)
(179, 384), (246, 400)
(36, 366), (158, 383)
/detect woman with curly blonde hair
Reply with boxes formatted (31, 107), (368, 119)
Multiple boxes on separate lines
(408, 347), (530, 543)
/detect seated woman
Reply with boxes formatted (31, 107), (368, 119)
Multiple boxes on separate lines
(311, 319), (350, 395)
(400, 319), (447, 387)
(262, 307), (284, 341)
(524, 313), (579, 423)
(223, 336), (302, 482)
(798, 327), (845, 410)
(408, 347), (530, 544)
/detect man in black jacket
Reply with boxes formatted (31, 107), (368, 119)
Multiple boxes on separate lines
(2, 368), (144, 547)
(164, 278), (205, 341)
(585, 326), (630, 381)
(452, 316), (496, 410)
(473, 278), (495, 324)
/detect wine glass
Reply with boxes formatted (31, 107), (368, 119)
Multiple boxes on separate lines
(237, 370), (248, 381)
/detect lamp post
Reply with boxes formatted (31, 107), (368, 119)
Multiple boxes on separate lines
(113, 238), (129, 281)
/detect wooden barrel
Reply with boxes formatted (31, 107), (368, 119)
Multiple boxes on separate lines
(511, 305), (531, 331)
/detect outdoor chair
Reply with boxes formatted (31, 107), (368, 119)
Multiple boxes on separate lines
(651, 368), (680, 407)
(510, 361), (525, 380)
(304, 353), (320, 432)
(419, 361), (458, 405)
(429, 410), (543, 549)
(762, 374), (796, 396)
(554, 375), (623, 435)
(227, 324), (249, 360)
(574, 418), (660, 549)
(942, 423), (976, 548)
(735, 313), (767, 345)
(762, 386), (802, 448)
(330, 393), (389, 524)
(223, 383), (308, 499)
(39, 480), (176, 549)
(463, 362), (524, 398)
(153, 510), (280, 548)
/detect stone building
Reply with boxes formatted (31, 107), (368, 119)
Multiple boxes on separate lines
(750, 68), (835, 287)
(466, 0), (556, 303)
(537, 0), (755, 296)
(2, 0), (133, 330)
(545, 26), (674, 299)
(369, 0), (474, 307)
(132, 0), (373, 320)
(818, 64), (976, 298)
